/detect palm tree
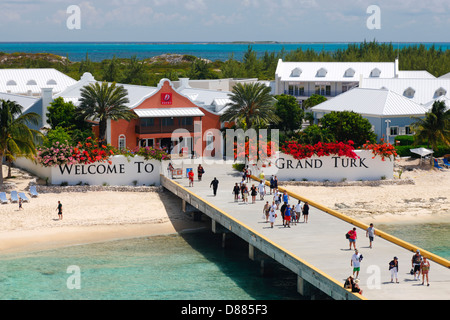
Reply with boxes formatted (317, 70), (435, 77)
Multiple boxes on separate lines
(0, 99), (42, 185)
(220, 82), (280, 129)
(411, 100), (450, 150)
(77, 81), (136, 144)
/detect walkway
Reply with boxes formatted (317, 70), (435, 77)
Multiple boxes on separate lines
(164, 162), (450, 300)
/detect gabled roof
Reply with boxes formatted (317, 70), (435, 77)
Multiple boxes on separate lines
(0, 68), (76, 95)
(360, 78), (450, 105)
(275, 59), (396, 82)
(54, 72), (158, 108)
(0, 92), (38, 112)
(311, 87), (428, 117)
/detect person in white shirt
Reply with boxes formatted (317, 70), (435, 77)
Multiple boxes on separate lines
(351, 249), (363, 279)
(258, 181), (266, 200)
(294, 200), (302, 225)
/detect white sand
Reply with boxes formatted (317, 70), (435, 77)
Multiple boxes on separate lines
(1, 158), (449, 254)
(0, 166), (205, 254)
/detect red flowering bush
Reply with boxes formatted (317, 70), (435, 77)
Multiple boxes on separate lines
(37, 137), (114, 167)
(361, 139), (398, 161)
(281, 141), (359, 160)
(234, 137), (277, 162)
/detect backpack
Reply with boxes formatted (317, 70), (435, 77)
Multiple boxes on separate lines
(345, 232), (350, 239)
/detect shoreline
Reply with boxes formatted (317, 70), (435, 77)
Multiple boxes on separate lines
(0, 220), (208, 256)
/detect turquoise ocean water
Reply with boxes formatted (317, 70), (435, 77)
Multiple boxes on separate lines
(1, 42), (450, 62)
(0, 231), (302, 300)
(0, 222), (448, 300)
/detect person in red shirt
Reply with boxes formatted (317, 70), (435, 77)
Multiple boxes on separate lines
(347, 228), (357, 250)
(188, 170), (194, 187)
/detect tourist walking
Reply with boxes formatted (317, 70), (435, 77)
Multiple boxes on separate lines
(56, 201), (63, 220)
(351, 249), (363, 279)
(210, 177), (219, 196)
(188, 169), (194, 187)
(273, 189), (281, 209)
(269, 176), (275, 195)
(19, 198), (23, 210)
(242, 184), (249, 204)
(273, 176), (278, 191)
(167, 162), (174, 178)
(268, 202), (277, 228)
(294, 200), (302, 225)
(420, 257), (430, 286)
(411, 250), (423, 280)
(347, 228), (357, 250)
(250, 184), (257, 203)
(282, 191), (289, 204)
(302, 202), (310, 223)
(197, 165), (205, 181)
(366, 223), (375, 249)
(233, 183), (240, 202)
(263, 201), (270, 222)
(280, 202), (287, 226)
(284, 204), (292, 228)
(258, 180), (265, 200)
(389, 257), (399, 283)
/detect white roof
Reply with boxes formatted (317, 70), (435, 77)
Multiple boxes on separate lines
(55, 73), (158, 108)
(0, 92), (38, 112)
(439, 72), (450, 79)
(275, 59), (396, 82)
(177, 86), (232, 114)
(311, 87), (428, 117)
(396, 70), (435, 79)
(134, 108), (205, 118)
(0, 68), (76, 95)
(360, 78), (450, 105)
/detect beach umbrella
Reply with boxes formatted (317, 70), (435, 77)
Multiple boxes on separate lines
(410, 147), (434, 163)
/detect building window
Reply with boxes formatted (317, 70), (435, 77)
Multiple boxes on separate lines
(316, 68), (328, 77)
(290, 68), (302, 77)
(390, 126), (399, 136)
(206, 132), (214, 151)
(325, 85), (331, 96)
(179, 117), (193, 126)
(118, 135), (126, 150)
(344, 68), (355, 77)
(405, 126), (413, 135)
(141, 118), (154, 127)
(161, 118), (174, 126)
(435, 87), (447, 97)
(370, 68), (381, 77)
(403, 87), (415, 98)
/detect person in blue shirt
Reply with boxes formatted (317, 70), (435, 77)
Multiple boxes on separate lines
(282, 191), (289, 204)
(284, 204), (292, 228)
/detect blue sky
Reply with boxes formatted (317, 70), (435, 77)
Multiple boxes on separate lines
(1, 0), (450, 42)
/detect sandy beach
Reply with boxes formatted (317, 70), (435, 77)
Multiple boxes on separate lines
(0, 157), (449, 255)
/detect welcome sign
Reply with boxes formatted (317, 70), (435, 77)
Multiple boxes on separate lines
(254, 150), (394, 182)
(15, 156), (162, 186)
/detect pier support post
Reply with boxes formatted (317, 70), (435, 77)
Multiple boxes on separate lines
(182, 199), (186, 213)
(249, 244), (255, 261)
(222, 233), (226, 248)
(297, 276), (313, 298)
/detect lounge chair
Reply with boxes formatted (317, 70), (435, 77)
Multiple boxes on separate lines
(10, 191), (19, 203)
(18, 192), (29, 202)
(443, 158), (450, 168)
(0, 192), (8, 204)
(29, 185), (39, 197)
(434, 159), (444, 170)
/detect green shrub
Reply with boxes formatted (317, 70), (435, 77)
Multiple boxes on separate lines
(395, 135), (414, 146)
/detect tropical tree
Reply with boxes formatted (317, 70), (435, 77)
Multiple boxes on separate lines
(411, 100), (450, 150)
(303, 94), (327, 110)
(220, 82), (281, 130)
(320, 111), (377, 147)
(0, 99), (42, 184)
(77, 81), (136, 144)
(273, 94), (303, 133)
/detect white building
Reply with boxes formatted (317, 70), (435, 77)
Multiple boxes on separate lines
(359, 77), (450, 110)
(311, 87), (428, 143)
(0, 68), (77, 97)
(274, 58), (437, 106)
